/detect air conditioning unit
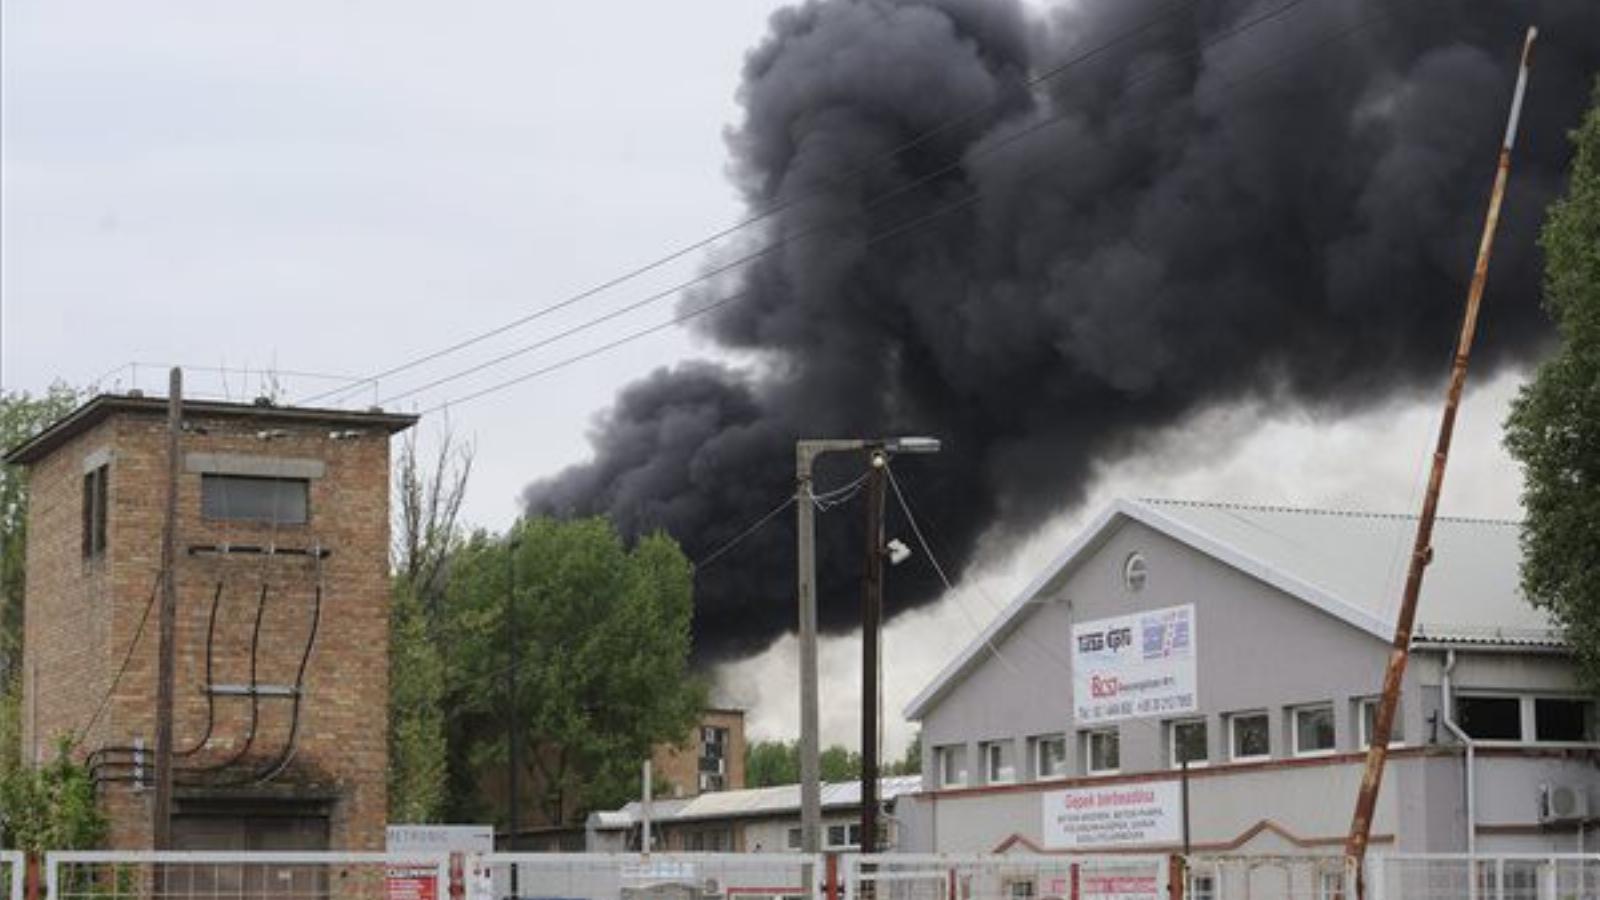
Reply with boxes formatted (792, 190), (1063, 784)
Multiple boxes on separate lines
(1538, 783), (1591, 824)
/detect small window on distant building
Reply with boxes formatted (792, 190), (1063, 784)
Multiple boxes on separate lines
(982, 740), (1014, 784)
(1189, 874), (1216, 900)
(785, 827), (802, 851)
(1358, 697), (1405, 748)
(201, 474), (308, 525)
(1084, 729), (1119, 775)
(1292, 704), (1336, 756)
(1456, 695), (1522, 741)
(1034, 734), (1068, 780)
(935, 745), (967, 788)
(82, 464), (109, 558)
(825, 823), (861, 849)
(1229, 712), (1270, 761)
(1170, 719), (1207, 768)
(1534, 698), (1593, 742)
(1005, 880), (1035, 900)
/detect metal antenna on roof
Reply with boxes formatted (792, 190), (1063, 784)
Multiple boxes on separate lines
(1343, 26), (1538, 897)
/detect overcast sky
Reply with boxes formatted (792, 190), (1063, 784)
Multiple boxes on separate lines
(1, 1), (1533, 757)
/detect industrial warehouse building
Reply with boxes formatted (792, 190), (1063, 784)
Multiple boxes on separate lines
(897, 499), (1599, 858)
(5, 392), (415, 849)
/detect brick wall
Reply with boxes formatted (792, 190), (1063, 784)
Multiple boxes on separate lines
(19, 404), (400, 849)
(651, 709), (747, 798)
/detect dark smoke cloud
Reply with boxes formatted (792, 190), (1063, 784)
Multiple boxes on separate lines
(526, 0), (1600, 661)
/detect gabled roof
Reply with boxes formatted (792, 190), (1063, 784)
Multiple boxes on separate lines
(586, 776), (924, 830)
(904, 498), (1553, 720)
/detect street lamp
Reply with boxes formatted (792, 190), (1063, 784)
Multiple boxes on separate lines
(794, 436), (939, 855)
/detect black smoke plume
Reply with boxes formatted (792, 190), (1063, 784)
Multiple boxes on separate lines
(526, 0), (1600, 662)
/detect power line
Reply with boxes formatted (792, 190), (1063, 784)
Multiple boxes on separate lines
(77, 573), (162, 745)
(693, 496), (795, 570)
(413, 0), (1377, 418)
(297, 0), (1220, 408)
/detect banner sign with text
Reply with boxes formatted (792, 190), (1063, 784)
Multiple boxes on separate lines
(1071, 603), (1196, 724)
(1041, 781), (1181, 850)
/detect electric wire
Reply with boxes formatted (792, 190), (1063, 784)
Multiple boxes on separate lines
(298, 0), (1217, 408)
(371, 0), (1320, 412)
(692, 497), (795, 571)
(413, 0), (1380, 419)
(76, 573), (162, 745)
(172, 581), (226, 757)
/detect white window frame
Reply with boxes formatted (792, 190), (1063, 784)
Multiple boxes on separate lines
(1083, 728), (1120, 776)
(1357, 697), (1405, 749)
(1454, 692), (1526, 744)
(1291, 703), (1336, 758)
(936, 744), (968, 788)
(982, 740), (1015, 784)
(1168, 718), (1208, 769)
(1228, 711), (1270, 762)
(1034, 734), (1068, 781)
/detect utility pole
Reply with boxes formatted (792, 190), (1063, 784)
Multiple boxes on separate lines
(152, 367), (182, 848)
(1343, 26), (1536, 897)
(506, 532), (522, 876)
(859, 449), (887, 856)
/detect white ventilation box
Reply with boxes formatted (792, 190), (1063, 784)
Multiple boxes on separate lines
(1538, 783), (1591, 824)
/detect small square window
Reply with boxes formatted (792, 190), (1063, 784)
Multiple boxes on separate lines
(1358, 697), (1405, 748)
(1293, 704), (1336, 756)
(1456, 695), (1522, 741)
(1170, 719), (1207, 768)
(1084, 729), (1119, 775)
(1034, 735), (1068, 780)
(982, 740), (1014, 784)
(1229, 712), (1269, 761)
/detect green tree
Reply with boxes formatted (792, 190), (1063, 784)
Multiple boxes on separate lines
(387, 429), (471, 822)
(889, 730), (922, 776)
(443, 518), (706, 826)
(1505, 78), (1600, 695)
(0, 385), (79, 772)
(745, 739), (799, 787)
(818, 744), (862, 782)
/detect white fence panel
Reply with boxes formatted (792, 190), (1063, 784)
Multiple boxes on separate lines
(1366, 853), (1600, 900)
(847, 853), (1171, 900)
(2, 851), (23, 900)
(476, 853), (824, 900)
(46, 851), (449, 900)
(1183, 856), (1351, 900)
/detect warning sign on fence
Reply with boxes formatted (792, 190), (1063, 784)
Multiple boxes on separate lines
(386, 865), (438, 900)
(1081, 874), (1160, 899)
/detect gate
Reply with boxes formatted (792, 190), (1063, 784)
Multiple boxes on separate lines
(473, 853), (824, 900)
(846, 853), (1173, 900)
(45, 851), (449, 900)
(1183, 856), (1351, 900)
(1365, 853), (1600, 900)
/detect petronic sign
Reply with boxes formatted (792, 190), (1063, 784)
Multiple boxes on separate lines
(1041, 781), (1182, 851)
(1071, 603), (1196, 724)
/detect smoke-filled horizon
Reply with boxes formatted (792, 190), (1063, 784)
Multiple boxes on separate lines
(525, 0), (1600, 662)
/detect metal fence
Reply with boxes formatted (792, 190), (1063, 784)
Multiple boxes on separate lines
(473, 853), (824, 900)
(1183, 856), (1351, 900)
(1364, 853), (1600, 900)
(2, 851), (23, 900)
(846, 853), (1173, 900)
(45, 851), (450, 900)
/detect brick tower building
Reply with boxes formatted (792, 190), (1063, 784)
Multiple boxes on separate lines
(4, 391), (415, 850)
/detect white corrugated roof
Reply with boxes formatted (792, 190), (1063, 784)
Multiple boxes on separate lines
(587, 777), (923, 830)
(905, 498), (1557, 720)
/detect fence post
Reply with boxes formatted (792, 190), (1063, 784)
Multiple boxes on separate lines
(1069, 863), (1079, 900)
(825, 853), (838, 900)
(1167, 855), (1184, 900)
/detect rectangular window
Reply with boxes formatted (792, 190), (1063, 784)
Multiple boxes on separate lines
(786, 827), (801, 851)
(825, 823), (861, 849)
(1534, 698), (1593, 742)
(1034, 734), (1068, 780)
(1293, 704), (1336, 756)
(1188, 875), (1216, 900)
(1170, 719), (1207, 768)
(201, 474), (309, 525)
(1084, 729), (1119, 775)
(1456, 695), (1522, 741)
(82, 464), (109, 558)
(1229, 711), (1270, 761)
(1358, 697), (1405, 748)
(982, 740), (1014, 784)
(935, 745), (967, 788)
(1005, 880), (1035, 900)
(1316, 871), (1344, 900)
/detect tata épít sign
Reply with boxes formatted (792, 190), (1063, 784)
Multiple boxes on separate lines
(1071, 603), (1196, 724)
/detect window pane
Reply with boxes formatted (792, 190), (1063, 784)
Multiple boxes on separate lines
(1534, 698), (1590, 742)
(1295, 706), (1335, 753)
(1457, 696), (1521, 740)
(1361, 699), (1404, 746)
(202, 475), (309, 524)
(1088, 730), (1119, 772)
(1039, 736), (1067, 777)
(1232, 714), (1269, 758)
(1173, 720), (1207, 765)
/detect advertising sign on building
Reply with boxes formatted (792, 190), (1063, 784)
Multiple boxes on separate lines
(1071, 603), (1196, 724)
(1041, 781), (1182, 850)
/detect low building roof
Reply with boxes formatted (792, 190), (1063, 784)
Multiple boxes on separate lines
(3, 393), (418, 465)
(587, 776), (923, 831)
(905, 498), (1552, 720)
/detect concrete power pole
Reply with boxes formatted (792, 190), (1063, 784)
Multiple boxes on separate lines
(152, 367), (182, 848)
